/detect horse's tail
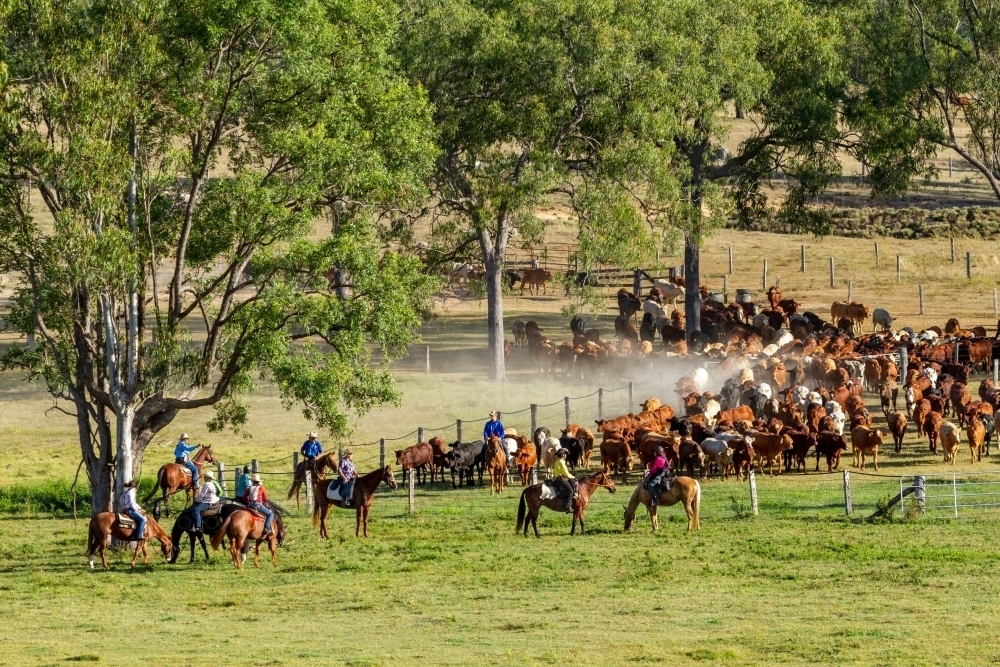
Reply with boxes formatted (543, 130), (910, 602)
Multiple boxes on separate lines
(211, 514), (232, 550)
(692, 480), (702, 530)
(142, 467), (165, 505)
(516, 489), (527, 532)
(84, 517), (97, 557)
(287, 479), (299, 500)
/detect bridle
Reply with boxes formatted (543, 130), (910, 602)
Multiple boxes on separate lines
(382, 467), (398, 490)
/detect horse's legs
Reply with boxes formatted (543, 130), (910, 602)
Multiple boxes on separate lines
(198, 534), (210, 561)
(100, 541), (110, 570)
(253, 540), (261, 568)
(363, 506), (370, 537)
(355, 506), (362, 537)
(269, 537), (277, 566)
(320, 503), (331, 539)
(130, 541), (141, 567)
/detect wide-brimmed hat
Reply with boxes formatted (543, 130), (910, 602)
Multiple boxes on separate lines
(343, 448), (353, 456)
(489, 410), (498, 417)
(251, 474), (261, 483)
(307, 431), (318, 438)
(179, 433), (190, 440)
(204, 470), (214, 480)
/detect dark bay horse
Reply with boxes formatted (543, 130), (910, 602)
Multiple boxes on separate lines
(623, 476), (702, 532)
(86, 512), (172, 570)
(144, 446), (218, 517)
(287, 452), (338, 509)
(516, 471), (616, 537)
(312, 465), (397, 538)
(211, 508), (285, 570)
(168, 499), (247, 563)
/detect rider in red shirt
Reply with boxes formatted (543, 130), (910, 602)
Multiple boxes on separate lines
(241, 474), (274, 535)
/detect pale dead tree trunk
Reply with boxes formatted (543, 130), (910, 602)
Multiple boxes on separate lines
(478, 213), (511, 382)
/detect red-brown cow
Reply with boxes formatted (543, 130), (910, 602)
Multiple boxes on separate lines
(815, 432), (849, 472)
(887, 411), (907, 453)
(396, 442), (434, 485)
(851, 426), (885, 471)
(519, 268), (554, 295)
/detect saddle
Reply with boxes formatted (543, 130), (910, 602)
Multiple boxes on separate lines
(200, 503), (222, 518)
(539, 482), (573, 501)
(117, 514), (136, 529)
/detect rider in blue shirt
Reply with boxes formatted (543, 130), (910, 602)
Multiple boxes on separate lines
(301, 431), (322, 474)
(174, 433), (200, 488)
(484, 411), (507, 456)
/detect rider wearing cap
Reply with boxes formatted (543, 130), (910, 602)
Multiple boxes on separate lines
(301, 431), (323, 474)
(551, 449), (578, 513)
(646, 446), (671, 507)
(174, 433), (200, 489)
(192, 470), (222, 533)
(338, 449), (356, 507)
(120, 479), (147, 541)
(484, 411), (507, 457)
(242, 474), (274, 536)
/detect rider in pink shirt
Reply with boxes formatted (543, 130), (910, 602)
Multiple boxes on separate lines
(646, 446), (671, 507)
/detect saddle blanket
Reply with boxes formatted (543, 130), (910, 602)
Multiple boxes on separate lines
(539, 483), (559, 501)
(116, 514), (136, 529)
(326, 483), (345, 501)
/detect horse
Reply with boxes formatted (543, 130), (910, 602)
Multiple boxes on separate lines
(287, 452), (338, 509)
(85, 512), (172, 570)
(623, 476), (701, 532)
(312, 465), (398, 538)
(485, 435), (507, 495)
(168, 499), (253, 563)
(144, 446), (218, 517)
(516, 470), (616, 537)
(210, 507), (285, 570)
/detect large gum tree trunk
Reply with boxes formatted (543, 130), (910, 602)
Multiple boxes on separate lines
(483, 251), (506, 382)
(684, 233), (701, 340)
(113, 405), (136, 511)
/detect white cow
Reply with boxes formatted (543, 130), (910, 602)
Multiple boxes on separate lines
(652, 279), (685, 305)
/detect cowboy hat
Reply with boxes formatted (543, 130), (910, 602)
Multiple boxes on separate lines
(489, 410), (498, 417)
(307, 431), (318, 438)
(343, 448), (353, 456)
(204, 470), (214, 480)
(251, 474), (261, 483)
(179, 433), (190, 440)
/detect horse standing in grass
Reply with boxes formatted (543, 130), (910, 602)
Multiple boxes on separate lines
(86, 513), (172, 570)
(211, 508), (286, 570)
(623, 476), (701, 532)
(168, 499), (250, 564)
(144, 446), (218, 517)
(485, 435), (507, 495)
(312, 465), (398, 538)
(516, 471), (616, 537)
(287, 452), (338, 509)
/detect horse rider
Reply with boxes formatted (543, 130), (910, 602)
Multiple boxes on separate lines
(484, 410), (507, 457)
(551, 449), (578, 513)
(301, 431), (323, 475)
(338, 448), (356, 507)
(235, 465), (252, 501)
(646, 446), (671, 507)
(120, 479), (147, 541)
(242, 474), (274, 536)
(174, 433), (200, 489)
(192, 470), (222, 534)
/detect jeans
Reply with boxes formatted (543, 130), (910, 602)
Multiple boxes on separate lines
(249, 502), (274, 534)
(126, 508), (147, 541)
(340, 478), (355, 503)
(177, 458), (199, 487)
(192, 502), (211, 530)
(647, 471), (667, 505)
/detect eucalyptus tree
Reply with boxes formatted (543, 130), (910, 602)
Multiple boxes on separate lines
(0, 0), (436, 512)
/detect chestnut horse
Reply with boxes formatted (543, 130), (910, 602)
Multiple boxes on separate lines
(287, 452), (338, 509)
(312, 465), (398, 538)
(144, 446), (218, 517)
(623, 476), (701, 532)
(485, 435), (507, 495)
(516, 470), (616, 537)
(210, 508), (285, 570)
(86, 512), (172, 570)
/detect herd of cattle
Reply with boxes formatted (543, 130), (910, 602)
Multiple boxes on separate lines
(395, 281), (1000, 487)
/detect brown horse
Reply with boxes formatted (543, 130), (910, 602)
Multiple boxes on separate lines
(485, 435), (507, 495)
(516, 470), (616, 537)
(210, 508), (284, 570)
(312, 465), (398, 538)
(623, 476), (701, 532)
(144, 446), (218, 516)
(85, 512), (172, 570)
(287, 452), (338, 509)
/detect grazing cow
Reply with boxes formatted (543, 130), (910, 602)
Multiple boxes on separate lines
(395, 442), (434, 485)
(851, 426), (885, 471)
(888, 412), (907, 453)
(519, 268), (554, 295)
(449, 440), (486, 488)
(512, 320), (527, 347)
(967, 413), (987, 464)
(815, 431), (849, 472)
(751, 432), (793, 475)
(513, 443), (538, 486)
(872, 307), (893, 332)
(940, 422), (962, 464)
(924, 412), (944, 453)
(600, 438), (634, 475)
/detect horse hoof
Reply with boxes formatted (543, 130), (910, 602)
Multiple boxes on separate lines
(88, 560), (94, 569)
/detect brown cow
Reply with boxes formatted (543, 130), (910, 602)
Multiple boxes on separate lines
(887, 411), (907, 453)
(924, 411), (944, 453)
(429, 436), (450, 482)
(787, 430), (816, 473)
(679, 439), (705, 478)
(600, 438), (634, 475)
(752, 432), (793, 475)
(913, 399), (932, 436)
(395, 442), (434, 485)
(940, 422), (962, 464)
(519, 268), (553, 295)
(636, 432), (680, 468)
(717, 406), (753, 424)
(513, 443), (538, 485)
(967, 413), (986, 464)
(851, 426), (884, 470)
(729, 438), (754, 481)
(815, 431), (849, 472)
(951, 383), (972, 425)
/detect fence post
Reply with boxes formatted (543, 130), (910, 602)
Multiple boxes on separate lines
(800, 244), (805, 272)
(530, 468), (538, 486)
(952, 473), (958, 518)
(829, 257), (835, 287)
(456, 420), (463, 445)
(251, 459), (259, 474)
(954, 341), (960, 364)
(874, 242), (879, 268)
(913, 475), (926, 515)
(994, 288), (997, 318)
(633, 268), (641, 295)
(896, 254), (901, 281)
(847, 281), (852, 303)
(843, 470), (853, 515)
(530, 404), (537, 438)
(217, 461), (226, 495)
(762, 258), (768, 290)
(898, 347), (908, 384)
(417, 427), (424, 444)
(598, 388), (604, 421)
(951, 237), (956, 263)
(628, 382), (634, 413)
(408, 470), (415, 514)
(918, 285), (924, 315)
(748, 470), (759, 516)
(564, 397), (570, 428)
(728, 247), (734, 274)
(949, 157), (953, 178)
(723, 274), (729, 303)
(379, 439), (385, 469)
(994, 359), (998, 384)
(304, 470), (313, 512)
(966, 251), (972, 279)
(425, 345), (430, 373)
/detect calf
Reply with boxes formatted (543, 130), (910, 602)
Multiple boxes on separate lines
(940, 422), (962, 464)
(967, 413), (986, 464)
(751, 432), (793, 475)
(913, 399), (932, 436)
(887, 411), (907, 453)
(729, 438), (754, 481)
(513, 443), (538, 486)
(851, 426), (885, 471)
(787, 430), (816, 473)
(924, 411), (944, 453)
(815, 431), (849, 472)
